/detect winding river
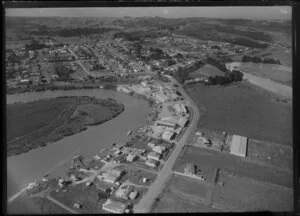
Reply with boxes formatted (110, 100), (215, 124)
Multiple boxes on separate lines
(7, 89), (151, 213)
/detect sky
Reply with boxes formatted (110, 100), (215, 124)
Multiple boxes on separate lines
(6, 6), (291, 20)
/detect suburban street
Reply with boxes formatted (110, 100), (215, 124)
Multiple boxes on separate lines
(133, 76), (201, 213)
(66, 47), (94, 77)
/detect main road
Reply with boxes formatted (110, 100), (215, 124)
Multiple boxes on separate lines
(133, 75), (201, 213)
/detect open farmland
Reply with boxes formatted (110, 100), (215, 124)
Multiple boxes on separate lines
(165, 174), (211, 204)
(153, 191), (220, 213)
(30, 197), (69, 214)
(186, 82), (292, 145)
(247, 139), (293, 172)
(211, 171), (293, 212)
(232, 62), (292, 87)
(188, 64), (224, 79)
(49, 184), (106, 214)
(174, 162), (218, 184)
(152, 174), (220, 213)
(176, 146), (293, 188)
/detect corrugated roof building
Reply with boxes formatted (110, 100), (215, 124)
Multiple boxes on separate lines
(103, 199), (127, 213)
(162, 131), (176, 141)
(184, 163), (195, 175)
(177, 117), (188, 128)
(147, 151), (161, 161)
(230, 135), (248, 157)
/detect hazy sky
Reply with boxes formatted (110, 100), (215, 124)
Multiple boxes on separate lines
(6, 6), (291, 20)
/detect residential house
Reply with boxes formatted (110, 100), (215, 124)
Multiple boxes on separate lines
(184, 163), (196, 175)
(126, 153), (138, 162)
(147, 151), (161, 161)
(146, 159), (159, 168)
(162, 131), (176, 141)
(153, 146), (165, 154)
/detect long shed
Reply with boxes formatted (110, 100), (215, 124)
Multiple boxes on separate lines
(230, 135), (248, 157)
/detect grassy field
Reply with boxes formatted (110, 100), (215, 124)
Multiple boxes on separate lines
(165, 174), (213, 204)
(7, 96), (125, 156)
(188, 64), (224, 79)
(153, 191), (220, 213)
(186, 82), (292, 146)
(176, 146), (293, 188)
(235, 62), (292, 87)
(247, 139), (293, 172)
(30, 197), (69, 214)
(49, 183), (106, 214)
(173, 162), (218, 184)
(212, 171), (293, 212)
(115, 165), (157, 186)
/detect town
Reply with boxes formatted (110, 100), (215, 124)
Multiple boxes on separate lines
(6, 11), (294, 214)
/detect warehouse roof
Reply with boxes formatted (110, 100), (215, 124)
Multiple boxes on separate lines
(230, 135), (248, 157)
(103, 199), (127, 213)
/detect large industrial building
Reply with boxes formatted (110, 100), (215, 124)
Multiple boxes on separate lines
(102, 199), (127, 213)
(230, 135), (248, 157)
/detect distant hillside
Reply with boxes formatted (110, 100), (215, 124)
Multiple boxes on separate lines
(6, 16), (291, 48)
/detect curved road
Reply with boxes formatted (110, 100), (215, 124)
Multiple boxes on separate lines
(133, 75), (200, 213)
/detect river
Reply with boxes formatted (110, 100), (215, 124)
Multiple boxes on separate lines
(7, 89), (151, 213)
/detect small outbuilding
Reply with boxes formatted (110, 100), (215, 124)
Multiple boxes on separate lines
(147, 151), (161, 161)
(162, 131), (176, 141)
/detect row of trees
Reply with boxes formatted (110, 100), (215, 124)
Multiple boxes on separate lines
(54, 64), (75, 80)
(242, 55), (281, 64)
(207, 70), (243, 85)
(206, 57), (228, 72)
(173, 60), (205, 84)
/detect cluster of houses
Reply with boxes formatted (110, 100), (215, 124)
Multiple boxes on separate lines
(164, 59), (200, 73)
(47, 45), (74, 62)
(98, 167), (125, 184)
(72, 44), (95, 60)
(115, 185), (139, 201)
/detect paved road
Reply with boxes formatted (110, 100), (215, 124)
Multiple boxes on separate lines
(47, 194), (79, 214)
(133, 76), (201, 213)
(104, 41), (153, 74)
(67, 47), (94, 77)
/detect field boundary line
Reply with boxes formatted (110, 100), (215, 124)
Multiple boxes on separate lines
(46, 194), (79, 214)
(221, 170), (294, 192)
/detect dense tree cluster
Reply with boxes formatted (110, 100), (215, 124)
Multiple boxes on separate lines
(173, 60), (204, 84)
(226, 37), (269, 49)
(54, 64), (75, 80)
(207, 70), (243, 85)
(114, 32), (141, 41)
(206, 57), (228, 72)
(211, 45), (221, 50)
(147, 47), (171, 60)
(26, 27), (113, 38)
(242, 55), (281, 64)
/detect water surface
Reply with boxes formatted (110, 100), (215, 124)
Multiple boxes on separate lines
(7, 89), (151, 213)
